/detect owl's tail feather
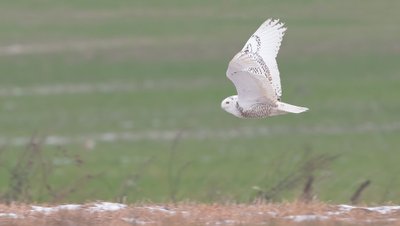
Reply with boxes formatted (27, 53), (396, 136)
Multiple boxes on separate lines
(276, 101), (309, 114)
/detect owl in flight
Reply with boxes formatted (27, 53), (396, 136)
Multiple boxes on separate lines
(221, 19), (308, 118)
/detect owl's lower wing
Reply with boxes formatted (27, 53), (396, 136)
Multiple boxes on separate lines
(226, 52), (278, 108)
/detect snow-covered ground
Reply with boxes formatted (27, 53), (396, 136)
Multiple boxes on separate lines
(1, 202), (400, 225)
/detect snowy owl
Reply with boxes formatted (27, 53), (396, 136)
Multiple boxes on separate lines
(221, 19), (308, 118)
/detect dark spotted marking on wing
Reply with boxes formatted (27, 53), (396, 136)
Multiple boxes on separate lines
(243, 35), (261, 54)
(236, 102), (274, 118)
(237, 51), (273, 83)
(236, 51), (281, 101)
(252, 35), (262, 53)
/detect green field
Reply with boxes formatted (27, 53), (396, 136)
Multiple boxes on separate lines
(0, 0), (399, 203)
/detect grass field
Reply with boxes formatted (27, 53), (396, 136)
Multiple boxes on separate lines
(0, 0), (399, 203)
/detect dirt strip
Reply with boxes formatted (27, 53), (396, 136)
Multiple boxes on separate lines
(1, 202), (400, 226)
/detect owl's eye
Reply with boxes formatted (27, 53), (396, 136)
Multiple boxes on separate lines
(225, 101), (230, 104)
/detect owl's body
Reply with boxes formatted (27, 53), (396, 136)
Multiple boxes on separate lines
(237, 102), (274, 118)
(221, 19), (308, 118)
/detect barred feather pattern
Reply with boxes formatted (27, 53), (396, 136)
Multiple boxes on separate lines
(239, 51), (281, 101)
(242, 52), (270, 77)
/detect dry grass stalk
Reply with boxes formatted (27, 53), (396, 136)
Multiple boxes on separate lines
(350, 180), (371, 205)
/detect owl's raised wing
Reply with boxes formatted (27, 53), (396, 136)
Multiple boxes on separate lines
(241, 19), (286, 98)
(226, 52), (279, 108)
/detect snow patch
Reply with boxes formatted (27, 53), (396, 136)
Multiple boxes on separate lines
(122, 218), (155, 225)
(210, 219), (237, 225)
(284, 214), (329, 222)
(141, 206), (176, 215)
(88, 202), (126, 212)
(31, 202), (126, 214)
(365, 206), (400, 214)
(284, 205), (400, 223)
(0, 213), (21, 219)
(31, 204), (81, 214)
(338, 204), (400, 214)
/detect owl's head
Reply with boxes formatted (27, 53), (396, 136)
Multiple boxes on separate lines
(221, 95), (242, 118)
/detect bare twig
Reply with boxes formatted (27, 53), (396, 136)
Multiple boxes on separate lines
(253, 152), (338, 202)
(0, 134), (99, 203)
(351, 180), (371, 205)
(167, 130), (193, 203)
(300, 175), (314, 203)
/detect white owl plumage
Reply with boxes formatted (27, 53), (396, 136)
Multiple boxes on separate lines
(221, 19), (308, 118)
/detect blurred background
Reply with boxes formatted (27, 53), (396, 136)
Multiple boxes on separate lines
(0, 0), (399, 204)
